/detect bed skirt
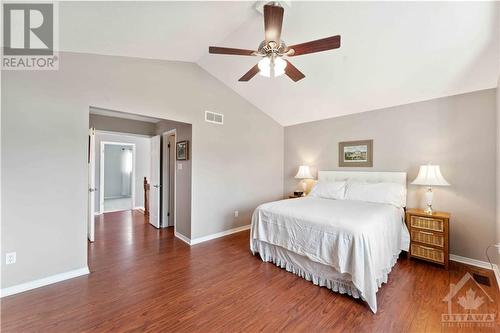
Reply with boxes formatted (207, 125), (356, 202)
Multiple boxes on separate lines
(252, 240), (362, 300)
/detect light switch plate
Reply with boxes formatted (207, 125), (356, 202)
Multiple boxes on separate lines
(177, 163), (182, 170)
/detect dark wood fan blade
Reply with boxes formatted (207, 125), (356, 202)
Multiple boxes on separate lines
(209, 46), (256, 56)
(238, 64), (260, 82)
(264, 4), (284, 43)
(288, 35), (341, 56)
(285, 60), (305, 82)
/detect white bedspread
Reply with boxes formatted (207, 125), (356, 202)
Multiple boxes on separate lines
(250, 197), (409, 313)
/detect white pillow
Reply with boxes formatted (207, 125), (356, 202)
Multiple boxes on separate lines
(309, 180), (347, 200)
(345, 181), (406, 207)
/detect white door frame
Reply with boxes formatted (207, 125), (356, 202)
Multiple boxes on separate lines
(99, 141), (136, 214)
(161, 129), (177, 232)
(88, 128), (96, 242)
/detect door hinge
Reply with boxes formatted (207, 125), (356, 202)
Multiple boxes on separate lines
(168, 143), (171, 148)
(167, 212), (170, 217)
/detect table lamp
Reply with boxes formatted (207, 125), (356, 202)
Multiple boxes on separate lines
(411, 164), (450, 214)
(295, 165), (313, 194)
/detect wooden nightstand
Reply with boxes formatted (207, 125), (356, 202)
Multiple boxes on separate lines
(406, 208), (450, 269)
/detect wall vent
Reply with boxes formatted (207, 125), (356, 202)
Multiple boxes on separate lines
(205, 111), (224, 125)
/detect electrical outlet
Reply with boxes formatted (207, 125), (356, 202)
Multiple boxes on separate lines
(6, 252), (16, 265)
(234, 211), (239, 218)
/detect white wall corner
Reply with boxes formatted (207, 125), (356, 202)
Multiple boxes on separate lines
(0, 266), (90, 298)
(174, 231), (192, 245)
(497, 74), (500, 266)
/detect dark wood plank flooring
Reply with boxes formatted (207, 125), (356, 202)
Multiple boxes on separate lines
(1, 210), (498, 332)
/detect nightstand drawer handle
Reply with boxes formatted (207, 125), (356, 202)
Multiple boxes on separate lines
(418, 245), (435, 251)
(419, 231), (434, 236)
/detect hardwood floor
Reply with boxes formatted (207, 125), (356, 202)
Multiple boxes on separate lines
(1, 210), (499, 332)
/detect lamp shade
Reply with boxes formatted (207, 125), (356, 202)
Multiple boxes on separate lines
(411, 165), (450, 186)
(295, 165), (313, 179)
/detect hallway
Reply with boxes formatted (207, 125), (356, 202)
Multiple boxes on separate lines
(102, 197), (133, 213)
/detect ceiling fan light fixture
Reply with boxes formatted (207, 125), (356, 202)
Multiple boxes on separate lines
(258, 56), (287, 78)
(274, 56), (287, 77)
(258, 56), (271, 77)
(209, 4), (340, 82)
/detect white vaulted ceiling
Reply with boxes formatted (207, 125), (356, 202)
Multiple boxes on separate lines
(60, 1), (258, 62)
(60, 1), (499, 126)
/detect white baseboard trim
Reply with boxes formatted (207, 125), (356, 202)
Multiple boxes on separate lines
(450, 254), (500, 289)
(174, 225), (251, 246)
(133, 206), (145, 211)
(0, 266), (90, 298)
(174, 231), (192, 245)
(102, 208), (133, 214)
(190, 225), (250, 245)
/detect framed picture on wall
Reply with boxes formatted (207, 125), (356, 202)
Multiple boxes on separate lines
(339, 140), (373, 167)
(176, 140), (189, 160)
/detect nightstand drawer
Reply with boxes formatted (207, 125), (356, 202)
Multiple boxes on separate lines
(411, 244), (444, 264)
(410, 215), (444, 232)
(410, 229), (444, 247)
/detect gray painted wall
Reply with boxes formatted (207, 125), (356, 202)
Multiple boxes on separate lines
(1, 52), (284, 289)
(156, 120), (192, 237)
(284, 89), (497, 262)
(94, 132), (151, 211)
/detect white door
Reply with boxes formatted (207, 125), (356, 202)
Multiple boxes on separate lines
(149, 135), (161, 228)
(88, 128), (96, 242)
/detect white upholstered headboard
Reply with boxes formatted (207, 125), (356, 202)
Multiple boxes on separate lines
(317, 171), (407, 207)
(318, 171), (407, 207)
(318, 171), (407, 187)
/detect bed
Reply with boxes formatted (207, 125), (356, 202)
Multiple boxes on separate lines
(250, 171), (410, 313)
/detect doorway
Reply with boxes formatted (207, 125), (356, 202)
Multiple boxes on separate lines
(99, 141), (136, 213)
(87, 107), (192, 244)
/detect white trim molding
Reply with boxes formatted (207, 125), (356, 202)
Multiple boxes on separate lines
(450, 254), (500, 290)
(191, 225), (250, 245)
(174, 225), (251, 246)
(0, 266), (90, 298)
(174, 231), (192, 245)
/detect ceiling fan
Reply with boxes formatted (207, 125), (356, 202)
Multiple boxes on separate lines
(208, 2), (341, 82)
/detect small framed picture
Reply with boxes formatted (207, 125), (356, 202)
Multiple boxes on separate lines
(339, 140), (373, 167)
(176, 140), (189, 160)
